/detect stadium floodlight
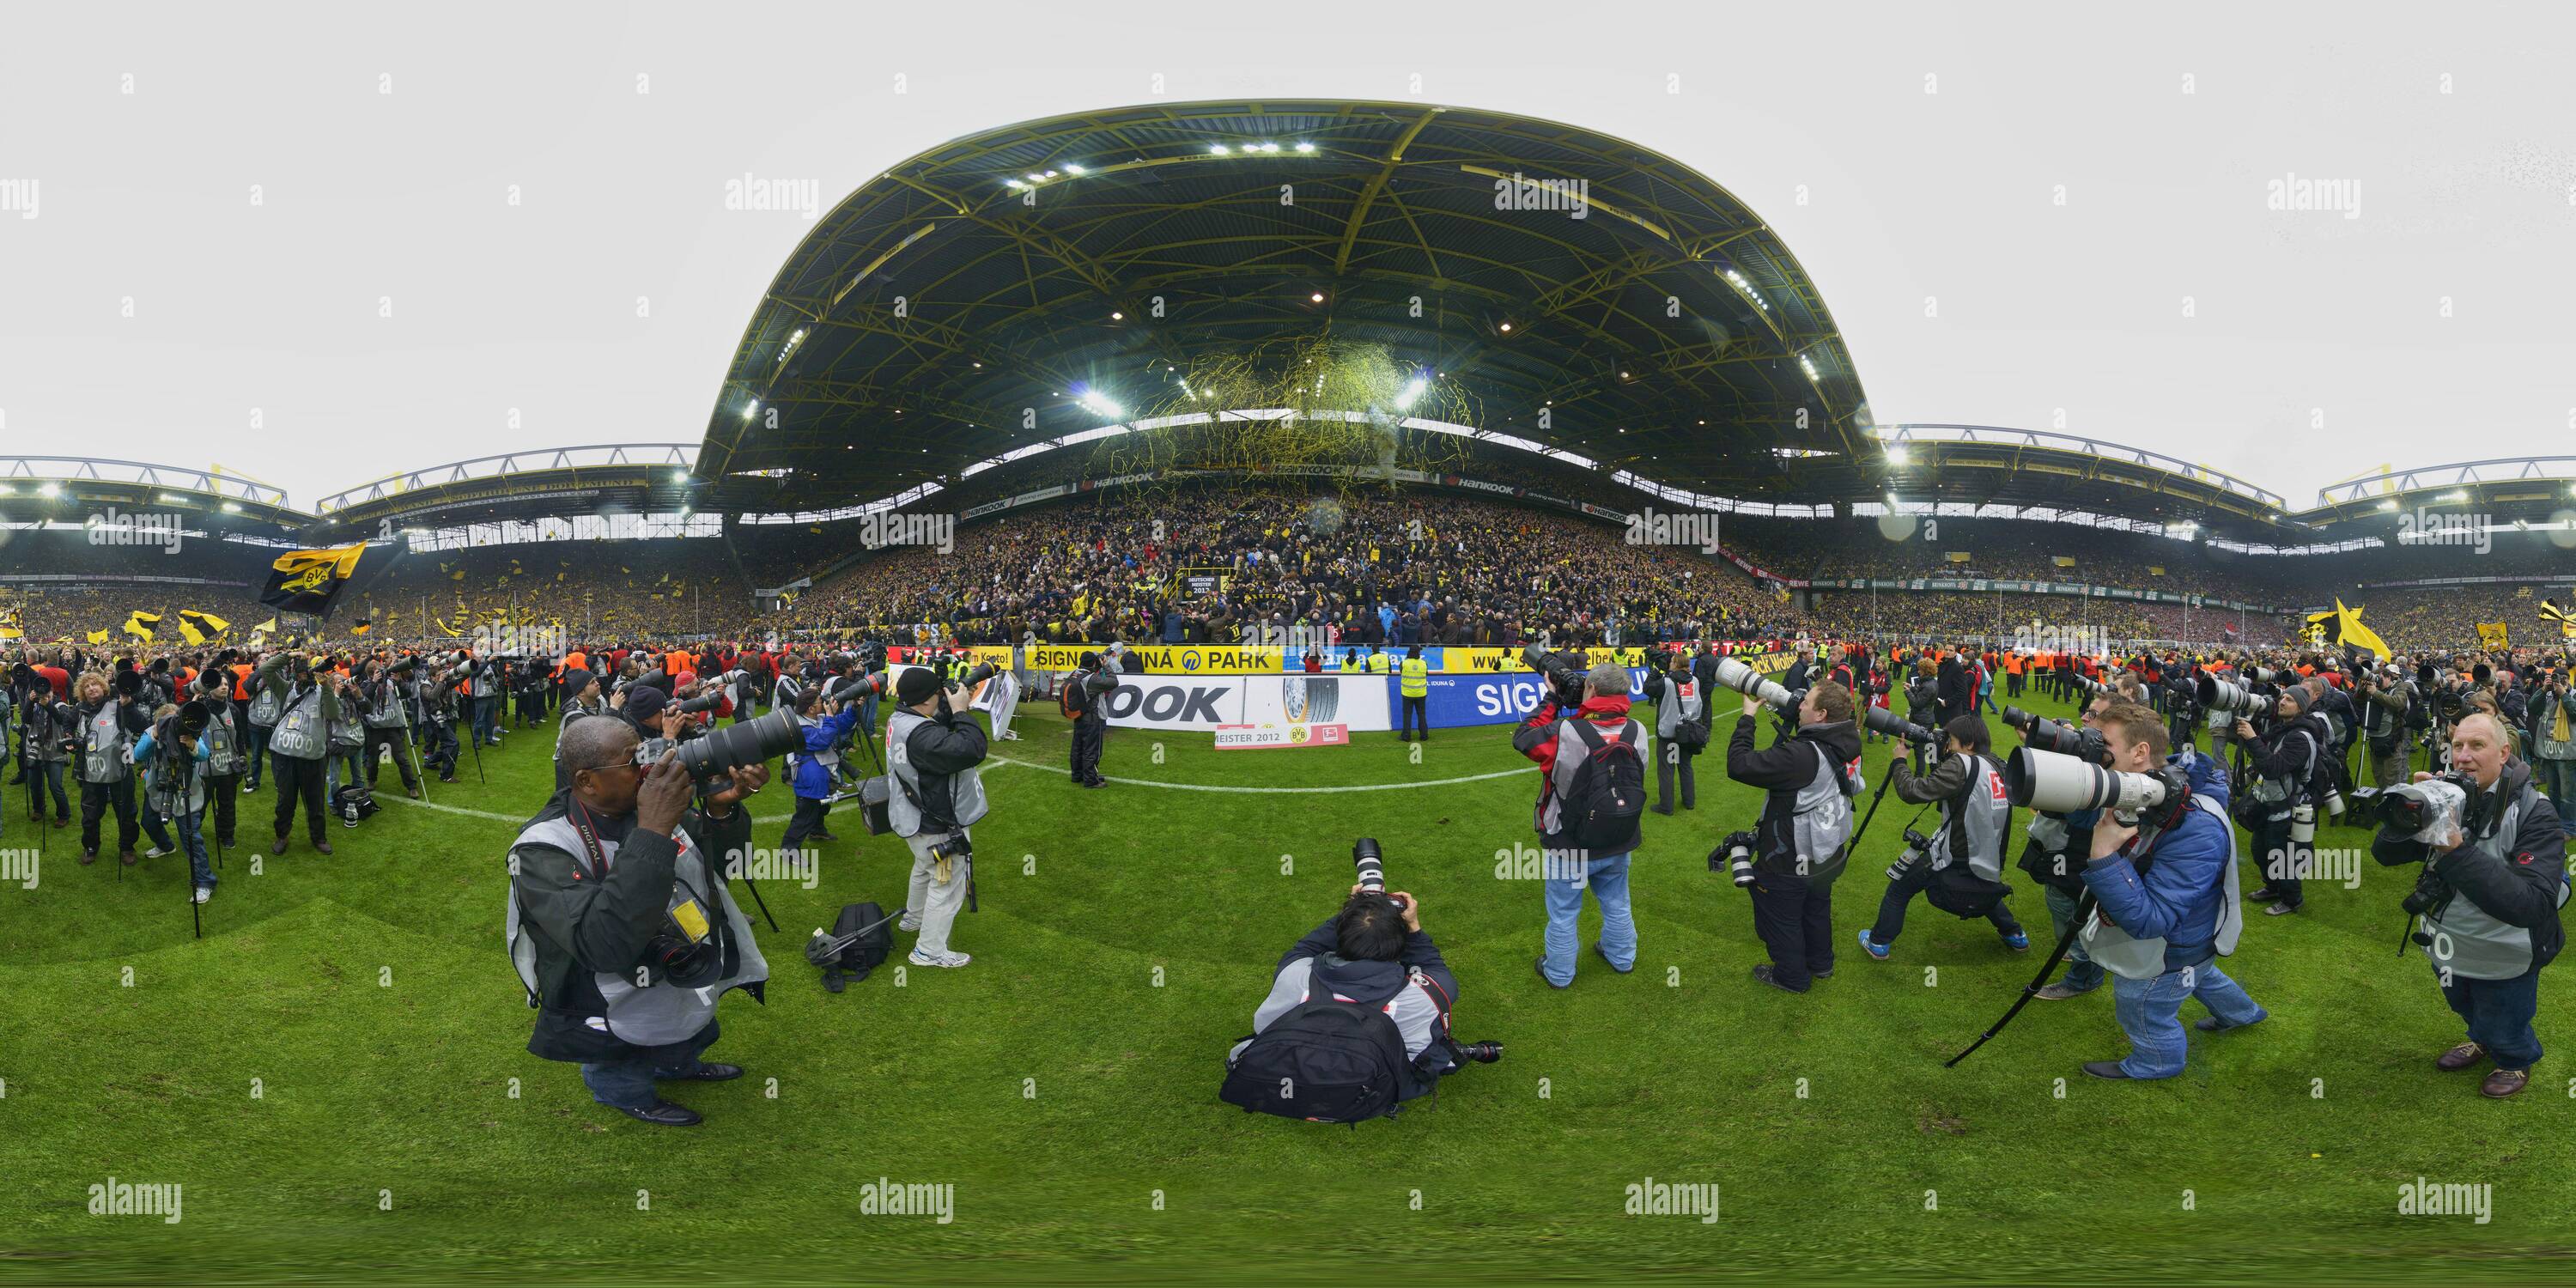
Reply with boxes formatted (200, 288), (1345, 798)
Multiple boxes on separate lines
(1209, 144), (1230, 155)
(1062, 163), (1085, 174)
(1295, 141), (1315, 153)
(1005, 179), (1026, 190)
(671, 471), (689, 484)
(2440, 489), (2468, 502)
(1498, 321), (1513, 332)
(1309, 292), (1325, 302)
(1259, 142), (1279, 153)
(1025, 173), (1045, 183)
(222, 501), (241, 513)
(38, 482), (61, 498)
(2379, 499), (2398, 510)
(1888, 446), (1911, 465)
(1076, 387), (1126, 420)
(742, 399), (759, 420)
(1396, 376), (1428, 410)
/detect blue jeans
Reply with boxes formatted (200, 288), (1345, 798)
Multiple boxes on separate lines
(580, 1019), (721, 1109)
(2045, 884), (2103, 992)
(473, 697), (499, 746)
(2533, 756), (2576, 838)
(167, 805), (216, 890)
(1540, 851), (1636, 986)
(2109, 958), (2267, 1078)
(2441, 963), (2543, 1071)
(242, 727), (270, 787)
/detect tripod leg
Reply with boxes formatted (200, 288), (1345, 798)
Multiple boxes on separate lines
(740, 872), (778, 933)
(1947, 892), (2095, 1066)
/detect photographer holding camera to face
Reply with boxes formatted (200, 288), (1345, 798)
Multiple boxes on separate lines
(507, 714), (774, 1127)
(1219, 840), (1496, 1124)
(1718, 667), (1862, 994)
(2524, 664), (2576, 838)
(2235, 683), (2329, 917)
(253, 648), (344, 855)
(355, 654), (422, 799)
(1512, 653), (1646, 988)
(2359, 660), (2418, 793)
(884, 665), (989, 969)
(2017, 690), (2120, 1000)
(2041, 700), (2268, 1079)
(69, 668), (151, 866)
(2370, 712), (2567, 1097)
(1640, 647), (1707, 816)
(1856, 714), (2029, 962)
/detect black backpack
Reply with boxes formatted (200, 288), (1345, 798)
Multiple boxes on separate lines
(816, 901), (894, 991)
(1564, 719), (1646, 852)
(1221, 982), (1415, 1124)
(331, 782), (379, 829)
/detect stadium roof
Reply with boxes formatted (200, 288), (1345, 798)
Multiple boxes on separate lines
(2289, 456), (2576, 533)
(694, 100), (1879, 513)
(0, 455), (310, 533)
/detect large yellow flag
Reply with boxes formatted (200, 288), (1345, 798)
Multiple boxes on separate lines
(261, 544), (367, 615)
(124, 611), (161, 643)
(2476, 622), (2511, 651)
(86, 629), (112, 645)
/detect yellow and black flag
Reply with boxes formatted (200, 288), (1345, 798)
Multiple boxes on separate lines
(176, 610), (230, 646)
(349, 617), (373, 635)
(125, 611), (161, 643)
(2305, 598), (2391, 661)
(2477, 622), (2511, 651)
(0, 606), (21, 641)
(86, 629), (112, 645)
(2540, 598), (2576, 640)
(261, 544), (367, 617)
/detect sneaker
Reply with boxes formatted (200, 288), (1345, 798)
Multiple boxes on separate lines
(143, 845), (172, 860)
(193, 885), (214, 904)
(2263, 901), (2300, 916)
(611, 1100), (703, 1127)
(1750, 963), (1807, 993)
(2033, 980), (2099, 1000)
(1534, 955), (1570, 990)
(2000, 930), (2031, 952)
(898, 914), (921, 933)
(2247, 885), (2283, 903)
(82, 848), (98, 866)
(2194, 1012), (2263, 1033)
(1591, 941), (1632, 975)
(908, 948), (971, 969)
(2081, 1060), (2136, 1080)
(1855, 928), (1891, 961)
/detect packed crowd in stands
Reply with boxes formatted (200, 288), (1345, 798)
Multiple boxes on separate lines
(347, 540), (762, 640)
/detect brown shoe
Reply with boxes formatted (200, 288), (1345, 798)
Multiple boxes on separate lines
(2481, 1067), (2530, 1098)
(272, 836), (289, 856)
(81, 848), (99, 866)
(407, 787), (421, 799)
(2436, 1040), (2488, 1072)
(315, 840), (334, 855)
(118, 849), (137, 866)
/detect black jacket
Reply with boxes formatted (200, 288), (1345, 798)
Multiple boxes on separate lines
(901, 707), (988, 833)
(1935, 657), (1971, 725)
(2372, 759), (2567, 971)
(1726, 715), (1862, 876)
(509, 793), (757, 1062)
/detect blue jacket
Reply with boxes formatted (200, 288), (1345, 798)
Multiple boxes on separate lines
(790, 708), (860, 799)
(2080, 749), (2233, 973)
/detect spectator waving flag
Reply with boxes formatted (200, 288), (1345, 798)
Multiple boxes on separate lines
(2542, 598), (2575, 640)
(261, 543), (367, 617)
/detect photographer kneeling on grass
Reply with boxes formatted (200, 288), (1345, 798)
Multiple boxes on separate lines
(1856, 714), (2030, 961)
(507, 716), (771, 1127)
(2370, 711), (2567, 1098)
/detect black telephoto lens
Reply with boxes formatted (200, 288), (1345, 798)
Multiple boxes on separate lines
(673, 706), (800, 781)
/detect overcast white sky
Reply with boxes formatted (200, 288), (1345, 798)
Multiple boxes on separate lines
(4, 2), (2572, 513)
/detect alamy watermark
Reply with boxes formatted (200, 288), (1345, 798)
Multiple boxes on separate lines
(2396, 507), (2491, 555)
(859, 509), (955, 555)
(1493, 171), (1589, 220)
(1625, 1176), (1719, 1224)
(1624, 506), (1721, 554)
(2268, 172), (2360, 220)
(86, 506), (185, 554)
(2396, 1176), (2490, 1224)
(723, 173), (818, 220)
(858, 1176), (954, 1224)
(88, 1176), (182, 1224)
(0, 848), (35, 890)
(2011, 618), (2113, 657)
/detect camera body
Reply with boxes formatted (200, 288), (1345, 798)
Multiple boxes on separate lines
(1519, 644), (1589, 708)
(2373, 772), (2487, 846)
(1885, 827), (1935, 881)
(2006, 707), (2109, 766)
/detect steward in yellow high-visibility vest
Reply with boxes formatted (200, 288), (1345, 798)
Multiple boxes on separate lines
(1398, 646), (1431, 741)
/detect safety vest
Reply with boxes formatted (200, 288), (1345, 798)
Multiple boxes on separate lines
(1930, 754), (2010, 881)
(145, 720), (208, 818)
(269, 683), (328, 761)
(81, 703), (131, 785)
(204, 705), (247, 777)
(507, 814), (769, 1046)
(885, 708), (987, 838)
(1400, 657), (1428, 697)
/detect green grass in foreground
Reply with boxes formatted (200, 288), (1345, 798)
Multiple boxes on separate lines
(3, 690), (2573, 1285)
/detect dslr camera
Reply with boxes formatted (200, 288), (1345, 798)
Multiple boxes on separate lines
(2003, 706), (2108, 765)
(2373, 772), (2489, 847)
(1709, 654), (1798, 714)
(1519, 644), (1590, 709)
(1710, 829), (1760, 889)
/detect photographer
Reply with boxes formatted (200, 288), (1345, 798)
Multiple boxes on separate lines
(359, 658), (423, 799)
(132, 702), (217, 904)
(554, 666), (607, 790)
(465, 650), (501, 748)
(2077, 701), (2269, 1079)
(1062, 650), (1113, 788)
(1512, 660), (1645, 987)
(254, 649), (341, 856)
(416, 654), (466, 784)
(2029, 692), (2117, 1000)
(15, 670), (73, 829)
(780, 686), (858, 857)
(2372, 713), (2566, 1097)
(2309, 673), (2358, 820)
(325, 668), (368, 798)
(70, 670), (150, 866)
(886, 666), (988, 969)
(191, 668), (248, 849)
(1724, 679), (1862, 993)
(1224, 884), (1474, 1117)
(1856, 715), (2029, 961)
(2360, 662), (2417, 792)
(2524, 668), (2575, 837)
(1640, 648), (1706, 816)
(1903, 658), (1940, 775)
(2236, 684), (2326, 916)
(506, 716), (770, 1127)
